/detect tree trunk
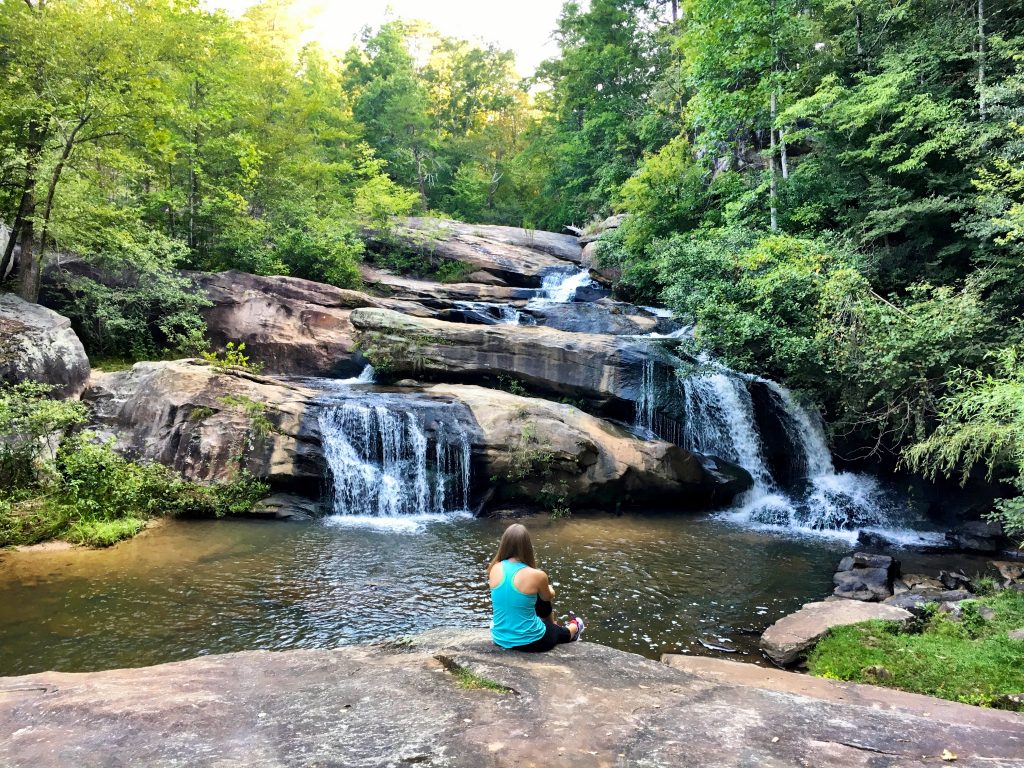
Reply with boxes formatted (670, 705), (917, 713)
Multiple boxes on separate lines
(978, 0), (986, 118)
(0, 201), (26, 282)
(780, 126), (789, 180)
(671, 0), (678, 23)
(855, 8), (864, 57)
(769, 90), (779, 232)
(29, 117), (88, 301)
(15, 119), (44, 302)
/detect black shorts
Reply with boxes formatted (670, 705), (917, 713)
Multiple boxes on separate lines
(508, 597), (571, 653)
(510, 621), (572, 653)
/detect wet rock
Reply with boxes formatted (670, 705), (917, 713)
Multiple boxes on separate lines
(249, 493), (319, 521)
(939, 569), (974, 592)
(832, 552), (899, 601)
(427, 384), (750, 509)
(5, 629), (1022, 768)
(521, 299), (661, 336)
(0, 293), (89, 398)
(760, 600), (913, 666)
(903, 573), (946, 591)
(946, 520), (1009, 553)
(364, 218), (581, 287)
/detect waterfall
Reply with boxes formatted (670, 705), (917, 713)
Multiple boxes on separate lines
(633, 357), (655, 433)
(317, 397), (472, 523)
(531, 268), (595, 304)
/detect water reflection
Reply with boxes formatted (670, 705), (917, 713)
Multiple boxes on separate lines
(0, 514), (993, 676)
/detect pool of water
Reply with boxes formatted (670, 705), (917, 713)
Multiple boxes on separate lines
(0, 513), (995, 677)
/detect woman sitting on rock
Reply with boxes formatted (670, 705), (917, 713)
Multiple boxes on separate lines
(488, 523), (585, 652)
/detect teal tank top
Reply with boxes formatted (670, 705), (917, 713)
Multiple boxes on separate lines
(490, 560), (546, 649)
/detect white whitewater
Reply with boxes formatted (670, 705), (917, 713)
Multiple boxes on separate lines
(530, 268), (596, 305)
(317, 397), (472, 531)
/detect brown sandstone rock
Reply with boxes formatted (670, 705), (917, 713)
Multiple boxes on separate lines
(364, 217), (580, 286)
(195, 271), (431, 377)
(351, 307), (648, 407)
(760, 600), (914, 666)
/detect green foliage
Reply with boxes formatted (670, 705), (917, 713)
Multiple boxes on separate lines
(217, 394), (275, 440)
(905, 347), (1024, 535)
(808, 591), (1024, 706)
(0, 383), (268, 548)
(0, 383), (88, 490)
(202, 342), (264, 374)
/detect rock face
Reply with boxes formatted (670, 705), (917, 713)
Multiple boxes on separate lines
(522, 299), (667, 336)
(351, 308), (648, 408)
(360, 264), (534, 304)
(832, 552), (900, 601)
(428, 384), (750, 508)
(83, 361), (322, 486)
(947, 520), (1010, 552)
(2, 630), (1021, 768)
(760, 600), (914, 666)
(195, 271), (432, 377)
(0, 293), (90, 398)
(364, 217), (580, 286)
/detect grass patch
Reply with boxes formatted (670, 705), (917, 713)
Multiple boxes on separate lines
(808, 590), (1024, 707)
(67, 516), (147, 547)
(434, 654), (513, 694)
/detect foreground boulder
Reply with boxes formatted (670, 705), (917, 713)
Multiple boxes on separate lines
(2, 629), (1021, 768)
(351, 308), (648, 408)
(429, 384), (750, 508)
(364, 217), (581, 286)
(196, 271), (431, 377)
(760, 600), (914, 666)
(83, 360), (321, 485)
(0, 293), (89, 398)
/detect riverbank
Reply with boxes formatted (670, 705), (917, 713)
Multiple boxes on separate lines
(1, 629), (1020, 767)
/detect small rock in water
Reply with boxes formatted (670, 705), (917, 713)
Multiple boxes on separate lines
(833, 552), (899, 602)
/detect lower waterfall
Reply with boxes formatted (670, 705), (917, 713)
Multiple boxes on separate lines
(317, 395), (472, 529)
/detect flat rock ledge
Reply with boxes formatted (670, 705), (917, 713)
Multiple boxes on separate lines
(760, 600), (914, 666)
(1, 630), (1021, 768)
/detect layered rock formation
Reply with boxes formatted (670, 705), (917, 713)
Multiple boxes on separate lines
(79, 361), (748, 511)
(351, 308), (649, 408)
(0, 294), (90, 398)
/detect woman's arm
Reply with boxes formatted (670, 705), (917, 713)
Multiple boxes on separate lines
(536, 570), (556, 601)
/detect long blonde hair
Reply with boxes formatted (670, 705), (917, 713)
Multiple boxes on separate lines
(488, 523), (537, 572)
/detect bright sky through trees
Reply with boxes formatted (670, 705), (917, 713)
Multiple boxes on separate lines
(207, 0), (564, 73)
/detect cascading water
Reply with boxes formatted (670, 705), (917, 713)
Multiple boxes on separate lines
(531, 268), (596, 304)
(316, 395), (472, 529)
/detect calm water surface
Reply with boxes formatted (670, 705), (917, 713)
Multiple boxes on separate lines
(0, 514), (994, 677)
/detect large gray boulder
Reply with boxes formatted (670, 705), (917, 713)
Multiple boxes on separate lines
(760, 600), (914, 666)
(364, 217), (581, 286)
(0, 293), (89, 398)
(832, 552), (900, 601)
(2, 629), (1021, 768)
